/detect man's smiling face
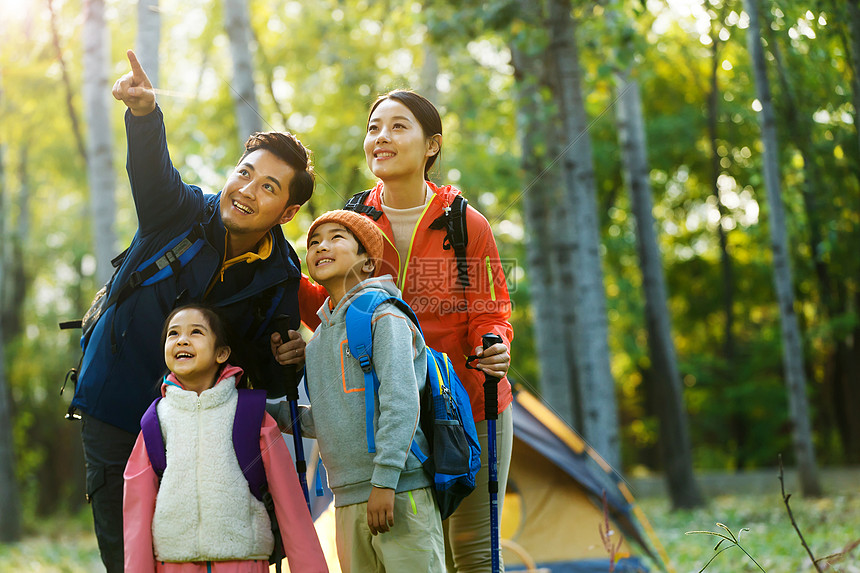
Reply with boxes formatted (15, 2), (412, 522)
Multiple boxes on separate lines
(219, 149), (300, 247)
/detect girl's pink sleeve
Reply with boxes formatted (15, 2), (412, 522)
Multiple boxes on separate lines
(260, 413), (329, 572)
(123, 432), (158, 573)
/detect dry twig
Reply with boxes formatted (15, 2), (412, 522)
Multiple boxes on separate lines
(599, 490), (623, 572)
(778, 454), (823, 573)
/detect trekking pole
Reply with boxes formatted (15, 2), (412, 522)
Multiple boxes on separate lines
(481, 332), (504, 573)
(273, 315), (311, 512)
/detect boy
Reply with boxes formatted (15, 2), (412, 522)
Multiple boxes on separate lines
(270, 210), (445, 572)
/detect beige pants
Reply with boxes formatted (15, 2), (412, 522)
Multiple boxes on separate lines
(444, 403), (514, 572)
(335, 486), (445, 573)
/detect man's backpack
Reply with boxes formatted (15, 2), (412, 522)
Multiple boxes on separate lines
(59, 212), (210, 417)
(140, 388), (288, 572)
(344, 190), (471, 289)
(344, 290), (481, 520)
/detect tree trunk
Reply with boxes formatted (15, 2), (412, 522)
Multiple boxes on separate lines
(49, 0), (87, 166)
(744, 0), (821, 496)
(547, 0), (619, 467)
(615, 69), (704, 508)
(0, 134), (22, 543)
(707, 25), (737, 367)
(420, 47), (440, 105)
(848, 0), (860, 154)
(706, 21), (752, 469)
(763, 13), (860, 462)
(136, 0), (160, 89)
(510, 17), (577, 428)
(1, 150), (28, 343)
(224, 0), (262, 143)
(83, 0), (117, 285)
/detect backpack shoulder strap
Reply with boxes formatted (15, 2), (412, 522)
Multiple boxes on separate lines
(344, 290), (402, 454)
(344, 190), (384, 221)
(140, 397), (166, 477)
(448, 195), (470, 288)
(98, 209), (211, 337)
(346, 294), (435, 467)
(429, 195), (471, 288)
(234, 388), (268, 501)
(139, 389), (269, 502)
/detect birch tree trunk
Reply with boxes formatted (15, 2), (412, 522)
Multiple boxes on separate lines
(224, 0), (262, 143)
(615, 69), (704, 508)
(763, 17), (860, 461)
(83, 0), (117, 285)
(707, 21), (737, 368)
(49, 0), (87, 165)
(547, 0), (619, 467)
(847, 0), (860, 154)
(419, 47), (440, 106)
(511, 16), (577, 428)
(136, 0), (160, 90)
(2, 150), (29, 342)
(744, 0), (821, 496)
(0, 136), (21, 543)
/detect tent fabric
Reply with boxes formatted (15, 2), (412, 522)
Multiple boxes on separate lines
(512, 390), (632, 517)
(500, 387), (667, 572)
(507, 557), (649, 572)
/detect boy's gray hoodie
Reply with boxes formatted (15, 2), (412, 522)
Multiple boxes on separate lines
(274, 275), (430, 507)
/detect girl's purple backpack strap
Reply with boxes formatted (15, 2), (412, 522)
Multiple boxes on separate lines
(140, 397), (166, 476)
(139, 390), (268, 501)
(233, 388), (268, 501)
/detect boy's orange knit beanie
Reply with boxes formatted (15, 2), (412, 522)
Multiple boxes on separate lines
(307, 210), (384, 275)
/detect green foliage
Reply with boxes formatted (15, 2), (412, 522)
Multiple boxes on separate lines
(2, 0), (860, 520)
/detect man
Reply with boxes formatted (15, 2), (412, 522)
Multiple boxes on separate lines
(71, 50), (308, 572)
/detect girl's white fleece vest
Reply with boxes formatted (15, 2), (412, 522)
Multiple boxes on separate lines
(151, 377), (274, 562)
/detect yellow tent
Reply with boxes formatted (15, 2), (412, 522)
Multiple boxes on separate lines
(501, 387), (671, 572)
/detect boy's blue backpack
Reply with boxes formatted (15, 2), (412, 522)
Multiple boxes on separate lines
(344, 290), (481, 520)
(140, 387), (287, 572)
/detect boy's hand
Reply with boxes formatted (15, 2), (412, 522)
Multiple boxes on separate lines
(367, 486), (395, 535)
(271, 329), (306, 366)
(473, 342), (510, 379)
(112, 50), (156, 116)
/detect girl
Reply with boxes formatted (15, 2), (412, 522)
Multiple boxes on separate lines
(123, 303), (328, 573)
(296, 90), (514, 572)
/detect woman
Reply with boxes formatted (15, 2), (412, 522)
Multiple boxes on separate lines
(297, 90), (514, 572)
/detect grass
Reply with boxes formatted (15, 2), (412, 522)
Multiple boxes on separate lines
(1, 492), (858, 572)
(638, 493), (860, 572)
(0, 508), (101, 573)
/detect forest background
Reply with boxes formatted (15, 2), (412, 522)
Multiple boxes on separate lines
(0, 0), (858, 542)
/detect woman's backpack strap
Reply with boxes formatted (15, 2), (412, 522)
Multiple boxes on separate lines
(344, 190), (384, 220)
(429, 195), (470, 288)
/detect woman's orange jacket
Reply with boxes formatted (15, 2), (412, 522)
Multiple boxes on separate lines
(299, 181), (514, 422)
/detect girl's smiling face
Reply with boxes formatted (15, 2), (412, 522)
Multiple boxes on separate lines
(163, 308), (231, 394)
(364, 98), (440, 183)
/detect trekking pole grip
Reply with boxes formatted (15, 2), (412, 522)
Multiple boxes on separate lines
(482, 333), (503, 421)
(272, 315), (300, 402)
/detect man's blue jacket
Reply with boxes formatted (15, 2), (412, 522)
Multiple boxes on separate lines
(71, 106), (302, 434)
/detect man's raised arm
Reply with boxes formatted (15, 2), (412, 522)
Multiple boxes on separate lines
(112, 50), (156, 117)
(112, 49), (202, 234)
